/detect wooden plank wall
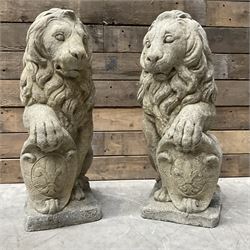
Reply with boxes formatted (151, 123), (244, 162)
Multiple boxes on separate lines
(0, 0), (249, 183)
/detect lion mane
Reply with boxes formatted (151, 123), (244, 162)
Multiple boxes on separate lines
(138, 10), (217, 126)
(20, 8), (94, 136)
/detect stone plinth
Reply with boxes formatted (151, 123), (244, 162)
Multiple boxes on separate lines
(142, 185), (222, 228)
(25, 191), (102, 232)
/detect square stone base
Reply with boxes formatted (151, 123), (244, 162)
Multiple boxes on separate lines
(141, 184), (222, 228)
(24, 191), (102, 232)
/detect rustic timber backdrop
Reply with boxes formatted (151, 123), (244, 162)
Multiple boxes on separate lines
(0, 0), (249, 183)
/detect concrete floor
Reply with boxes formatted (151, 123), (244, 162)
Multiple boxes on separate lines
(0, 178), (249, 250)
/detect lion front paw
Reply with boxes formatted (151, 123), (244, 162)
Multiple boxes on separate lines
(154, 187), (171, 202)
(166, 117), (202, 151)
(36, 198), (60, 214)
(178, 198), (200, 213)
(29, 118), (65, 152)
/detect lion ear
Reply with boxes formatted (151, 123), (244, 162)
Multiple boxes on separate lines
(62, 10), (76, 21)
(176, 11), (192, 20)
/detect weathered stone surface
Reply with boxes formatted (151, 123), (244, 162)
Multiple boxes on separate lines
(142, 183), (222, 228)
(19, 8), (100, 230)
(25, 190), (102, 232)
(1, 180), (249, 250)
(138, 10), (222, 226)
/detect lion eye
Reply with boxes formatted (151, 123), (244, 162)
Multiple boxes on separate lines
(163, 35), (174, 43)
(55, 33), (65, 41)
(145, 40), (151, 48)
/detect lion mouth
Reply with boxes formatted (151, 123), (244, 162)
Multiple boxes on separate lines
(144, 59), (176, 78)
(152, 68), (176, 82)
(55, 64), (81, 78)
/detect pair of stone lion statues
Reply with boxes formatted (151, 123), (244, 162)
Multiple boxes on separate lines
(20, 8), (221, 224)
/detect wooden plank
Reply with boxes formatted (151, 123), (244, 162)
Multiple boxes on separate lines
(0, 80), (21, 107)
(0, 133), (104, 158)
(214, 107), (250, 130)
(0, 132), (147, 158)
(104, 26), (249, 53)
(1, 106), (249, 133)
(0, 154), (249, 183)
(1, 0), (248, 27)
(212, 54), (249, 80)
(102, 0), (207, 25)
(0, 80), (140, 107)
(0, 23), (104, 52)
(0, 131), (249, 158)
(0, 0), (104, 23)
(0, 52), (249, 80)
(93, 108), (143, 131)
(207, 0), (250, 2)
(207, 1), (250, 27)
(205, 27), (249, 54)
(0, 80), (249, 107)
(95, 80), (140, 107)
(216, 81), (250, 106)
(1, 24), (248, 54)
(0, 0), (206, 25)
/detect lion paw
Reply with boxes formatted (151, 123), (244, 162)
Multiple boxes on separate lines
(71, 186), (85, 201)
(166, 117), (202, 151)
(178, 198), (200, 213)
(29, 118), (64, 152)
(70, 177), (89, 201)
(36, 198), (60, 214)
(154, 187), (171, 202)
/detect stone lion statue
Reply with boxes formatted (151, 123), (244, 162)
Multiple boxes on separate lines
(20, 8), (95, 214)
(138, 10), (222, 213)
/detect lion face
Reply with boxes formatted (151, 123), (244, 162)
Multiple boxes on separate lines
(140, 19), (187, 79)
(42, 18), (90, 79)
(21, 9), (94, 129)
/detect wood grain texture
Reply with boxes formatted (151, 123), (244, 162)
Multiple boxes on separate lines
(207, 0), (249, 2)
(207, 1), (250, 27)
(0, 154), (249, 183)
(1, 0), (249, 27)
(1, 80), (249, 107)
(1, 24), (249, 53)
(0, 52), (249, 80)
(0, 23), (104, 52)
(0, 107), (249, 133)
(104, 26), (249, 53)
(0, 0), (206, 25)
(0, 80), (140, 107)
(0, 0), (103, 23)
(0, 130), (249, 158)
(0, 0), (249, 183)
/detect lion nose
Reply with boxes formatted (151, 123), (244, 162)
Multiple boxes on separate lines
(146, 54), (162, 63)
(69, 49), (86, 60)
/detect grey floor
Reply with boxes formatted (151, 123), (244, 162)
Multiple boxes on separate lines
(0, 178), (249, 250)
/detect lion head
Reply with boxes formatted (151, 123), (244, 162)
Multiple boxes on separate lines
(20, 8), (94, 132)
(138, 10), (217, 119)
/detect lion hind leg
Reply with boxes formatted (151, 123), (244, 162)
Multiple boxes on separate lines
(70, 179), (86, 201)
(154, 187), (171, 202)
(70, 148), (93, 201)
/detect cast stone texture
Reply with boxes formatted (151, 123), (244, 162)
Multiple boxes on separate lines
(138, 10), (222, 226)
(19, 8), (101, 230)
